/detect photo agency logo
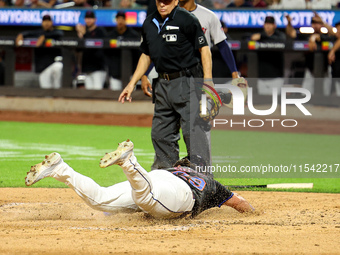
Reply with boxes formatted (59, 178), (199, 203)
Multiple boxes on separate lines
(200, 83), (312, 128)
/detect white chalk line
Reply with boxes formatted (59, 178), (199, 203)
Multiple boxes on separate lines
(0, 139), (154, 161)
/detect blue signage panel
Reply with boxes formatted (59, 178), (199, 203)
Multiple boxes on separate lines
(214, 10), (337, 28)
(0, 8), (147, 27)
(0, 8), (339, 28)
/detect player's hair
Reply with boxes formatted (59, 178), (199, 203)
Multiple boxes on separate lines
(173, 157), (197, 169)
(173, 155), (207, 169)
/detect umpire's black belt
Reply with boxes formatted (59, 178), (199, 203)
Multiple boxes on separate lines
(158, 70), (187, 81)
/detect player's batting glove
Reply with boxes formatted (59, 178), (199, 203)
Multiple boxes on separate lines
(223, 77), (248, 109)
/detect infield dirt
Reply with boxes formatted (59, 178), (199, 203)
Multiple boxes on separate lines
(0, 188), (339, 254)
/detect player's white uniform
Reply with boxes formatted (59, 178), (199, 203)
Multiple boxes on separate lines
(191, 4), (226, 48)
(50, 153), (195, 218)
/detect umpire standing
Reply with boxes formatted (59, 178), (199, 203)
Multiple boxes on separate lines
(119, 0), (213, 170)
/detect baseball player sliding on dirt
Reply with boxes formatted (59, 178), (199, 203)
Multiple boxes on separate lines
(25, 140), (254, 218)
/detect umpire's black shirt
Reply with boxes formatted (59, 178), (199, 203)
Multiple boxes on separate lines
(140, 6), (208, 73)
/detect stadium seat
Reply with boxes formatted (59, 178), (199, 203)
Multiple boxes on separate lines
(280, 0), (306, 9)
(310, 0), (332, 9)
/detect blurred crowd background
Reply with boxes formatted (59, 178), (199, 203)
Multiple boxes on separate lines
(1, 0), (340, 97)
(1, 0), (340, 9)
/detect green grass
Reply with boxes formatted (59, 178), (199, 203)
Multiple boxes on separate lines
(211, 130), (340, 192)
(211, 130), (339, 177)
(0, 121), (157, 187)
(0, 121), (339, 193)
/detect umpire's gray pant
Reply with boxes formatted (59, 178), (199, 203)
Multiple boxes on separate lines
(151, 76), (211, 170)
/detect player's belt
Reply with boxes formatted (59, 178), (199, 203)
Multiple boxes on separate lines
(159, 70), (187, 81)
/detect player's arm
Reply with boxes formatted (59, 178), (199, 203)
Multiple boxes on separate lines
(216, 40), (239, 78)
(15, 33), (24, 46)
(76, 24), (86, 39)
(16, 30), (38, 46)
(119, 53), (151, 103)
(285, 14), (297, 39)
(308, 33), (320, 51)
(209, 13), (239, 79)
(250, 33), (261, 41)
(328, 37), (340, 64)
(314, 12), (335, 37)
(223, 193), (255, 213)
(36, 35), (45, 47)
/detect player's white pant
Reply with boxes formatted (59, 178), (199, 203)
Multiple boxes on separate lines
(50, 155), (195, 218)
(109, 77), (122, 91)
(51, 161), (138, 213)
(302, 68), (332, 95)
(335, 80), (340, 96)
(257, 78), (284, 95)
(84, 71), (106, 90)
(39, 62), (63, 89)
(120, 154), (195, 218)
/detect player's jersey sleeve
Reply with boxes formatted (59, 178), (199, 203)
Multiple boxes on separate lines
(209, 14), (226, 45)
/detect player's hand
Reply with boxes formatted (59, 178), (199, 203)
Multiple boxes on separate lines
(118, 83), (135, 103)
(308, 41), (317, 51)
(250, 33), (261, 41)
(141, 75), (152, 97)
(285, 14), (292, 24)
(231, 71), (240, 79)
(308, 34), (320, 51)
(15, 34), (24, 47)
(313, 12), (324, 25)
(328, 50), (336, 64)
(76, 24), (86, 38)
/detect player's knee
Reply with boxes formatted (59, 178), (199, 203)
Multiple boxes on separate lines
(132, 192), (154, 211)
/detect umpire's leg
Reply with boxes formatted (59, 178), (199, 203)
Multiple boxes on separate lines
(178, 77), (211, 170)
(151, 78), (181, 170)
